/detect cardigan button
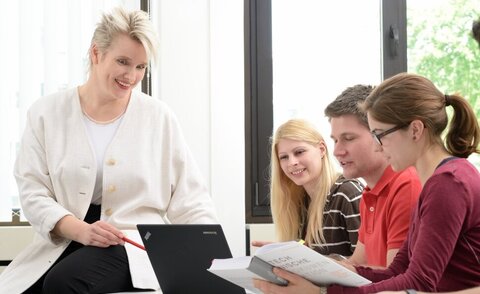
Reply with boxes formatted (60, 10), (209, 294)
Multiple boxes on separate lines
(106, 158), (116, 166)
(107, 185), (116, 193)
(105, 208), (113, 216)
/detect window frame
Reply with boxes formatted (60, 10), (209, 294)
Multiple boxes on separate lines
(245, 0), (274, 223)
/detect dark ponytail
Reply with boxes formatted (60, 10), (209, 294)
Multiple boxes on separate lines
(444, 94), (480, 158)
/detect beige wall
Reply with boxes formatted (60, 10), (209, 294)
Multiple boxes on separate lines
(151, 0), (246, 256)
(0, 226), (34, 273)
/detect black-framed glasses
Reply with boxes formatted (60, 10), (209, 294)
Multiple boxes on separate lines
(371, 124), (407, 145)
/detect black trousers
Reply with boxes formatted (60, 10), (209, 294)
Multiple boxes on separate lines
(23, 205), (140, 294)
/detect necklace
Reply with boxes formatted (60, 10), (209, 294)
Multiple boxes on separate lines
(78, 88), (130, 125)
(82, 109), (125, 125)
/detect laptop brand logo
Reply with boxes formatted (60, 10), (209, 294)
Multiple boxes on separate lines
(203, 231), (218, 235)
(144, 231), (152, 241)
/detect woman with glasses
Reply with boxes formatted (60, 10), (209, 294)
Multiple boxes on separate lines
(253, 119), (364, 257)
(254, 73), (480, 293)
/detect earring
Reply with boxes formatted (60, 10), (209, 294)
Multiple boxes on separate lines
(413, 136), (417, 140)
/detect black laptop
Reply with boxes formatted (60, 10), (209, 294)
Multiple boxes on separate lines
(137, 224), (246, 294)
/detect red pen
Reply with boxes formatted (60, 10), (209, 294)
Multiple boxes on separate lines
(122, 236), (146, 251)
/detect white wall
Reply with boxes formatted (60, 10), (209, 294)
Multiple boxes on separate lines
(151, 0), (246, 257)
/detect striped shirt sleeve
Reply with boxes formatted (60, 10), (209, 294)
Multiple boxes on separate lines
(312, 175), (363, 256)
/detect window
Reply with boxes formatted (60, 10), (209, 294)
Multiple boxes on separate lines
(271, 1), (381, 144)
(0, 0), (142, 224)
(246, 0), (480, 223)
(245, 0), (406, 222)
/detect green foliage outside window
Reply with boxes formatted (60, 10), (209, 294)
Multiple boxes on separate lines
(407, 0), (480, 118)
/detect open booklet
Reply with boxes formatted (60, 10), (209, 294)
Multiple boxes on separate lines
(207, 241), (371, 294)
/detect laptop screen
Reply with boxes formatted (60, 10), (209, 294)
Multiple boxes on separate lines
(137, 224), (246, 294)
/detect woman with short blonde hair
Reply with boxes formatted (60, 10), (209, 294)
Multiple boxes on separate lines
(0, 7), (217, 293)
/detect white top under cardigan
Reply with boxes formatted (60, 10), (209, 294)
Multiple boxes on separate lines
(83, 114), (124, 204)
(0, 87), (218, 293)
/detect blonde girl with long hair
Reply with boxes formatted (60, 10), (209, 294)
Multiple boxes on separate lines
(269, 119), (363, 256)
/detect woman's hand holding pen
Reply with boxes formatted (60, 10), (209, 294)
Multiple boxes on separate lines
(52, 215), (124, 247)
(78, 220), (125, 247)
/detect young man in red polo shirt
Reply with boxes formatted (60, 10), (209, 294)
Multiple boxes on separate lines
(324, 85), (421, 267)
